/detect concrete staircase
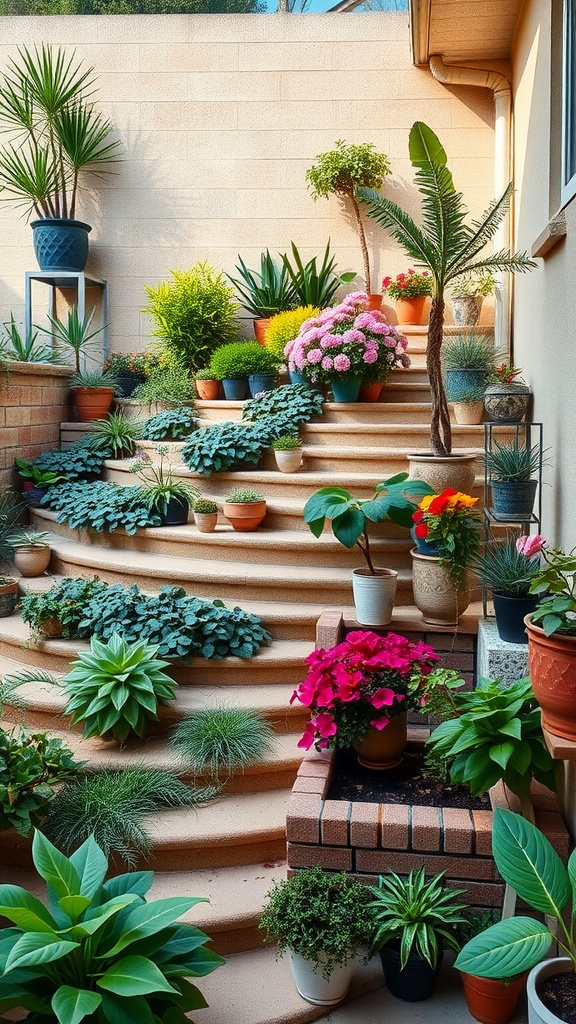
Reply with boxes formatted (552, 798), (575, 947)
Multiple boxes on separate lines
(0, 324), (490, 1024)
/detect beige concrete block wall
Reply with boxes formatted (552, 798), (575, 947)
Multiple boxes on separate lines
(512, 0), (576, 548)
(0, 363), (72, 487)
(0, 13), (494, 354)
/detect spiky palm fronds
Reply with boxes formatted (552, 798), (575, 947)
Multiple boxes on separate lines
(0, 668), (58, 720)
(171, 705), (275, 780)
(44, 765), (218, 867)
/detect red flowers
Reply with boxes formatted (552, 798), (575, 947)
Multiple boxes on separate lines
(291, 630), (440, 751)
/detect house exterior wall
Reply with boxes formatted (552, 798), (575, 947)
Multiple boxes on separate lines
(0, 13), (495, 354)
(512, 0), (576, 547)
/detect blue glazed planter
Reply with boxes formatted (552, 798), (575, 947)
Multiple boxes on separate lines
(289, 370), (309, 386)
(31, 218), (91, 272)
(222, 377), (249, 401)
(248, 373), (277, 397)
(445, 368), (487, 402)
(330, 377), (362, 403)
(410, 527), (440, 557)
(491, 479), (538, 519)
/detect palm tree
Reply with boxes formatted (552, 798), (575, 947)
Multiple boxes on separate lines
(358, 122), (535, 457)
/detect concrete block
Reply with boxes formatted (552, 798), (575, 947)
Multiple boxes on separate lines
(477, 620), (529, 683)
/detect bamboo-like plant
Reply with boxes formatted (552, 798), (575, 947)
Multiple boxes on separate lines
(358, 122), (535, 457)
(0, 44), (121, 221)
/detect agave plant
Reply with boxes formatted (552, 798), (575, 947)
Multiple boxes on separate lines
(228, 250), (296, 318)
(358, 122), (535, 457)
(0, 830), (224, 1023)
(61, 633), (177, 743)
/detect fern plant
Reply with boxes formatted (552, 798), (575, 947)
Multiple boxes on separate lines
(62, 633), (177, 743)
(358, 122), (535, 456)
(171, 706), (274, 781)
(45, 767), (218, 866)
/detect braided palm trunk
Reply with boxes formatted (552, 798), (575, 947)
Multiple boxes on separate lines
(427, 296), (452, 457)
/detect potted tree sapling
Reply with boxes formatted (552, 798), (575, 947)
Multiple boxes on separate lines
(259, 866), (374, 1006)
(358, 122), (534, 463)
(305, 140), (391, 302)
(0, 44), (121, 271)
(303, 472), (432, 626)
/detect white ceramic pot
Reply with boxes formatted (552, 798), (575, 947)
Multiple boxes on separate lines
(288, 951), (354, 1006)
(352, 567), (397, 626)
(407, 452), (477, 494)
(527, 958), (573, 1024)
(274, 449), (302, 473)
(193, 511), (218, 533)
(12, 544), (51, 577)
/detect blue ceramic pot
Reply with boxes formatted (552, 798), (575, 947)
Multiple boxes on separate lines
(248, 373), (277, 397)
(410, 527), (440, 557)
(445, 368), (487, 402)
(31, 218), (91, 272)
(491, 479), (538, 519)
(330, 377), (362, 403)
(289, 370), (309, 386)
(222, 378), (249, 400)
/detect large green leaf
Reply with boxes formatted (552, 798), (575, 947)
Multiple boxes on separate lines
(330, 506), (365, 548)
(101, 898), (200, 958)
(4, 933), (79, 974)
(454, 916), (552, 979)
(32, 831), (80, 900)
(493, 809), (571, 916)
(70, 836), (108, 898)
(70, 895), (140, 939)
(97, 955), (178, 996)
(99, 992), (155, 1024)
(0, 885), (57, 932)
(51, 986), (102, 1024)
(59, 896), (92, 922)
(409, 121), (448, 169)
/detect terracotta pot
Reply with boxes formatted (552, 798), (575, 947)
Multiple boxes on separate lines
(222, 500), (267, 532)
(253, 317), (272, 345)
(0, 579), (18, 618)
(12, 544), (51, 578)
(461, 972), (528, 1024)
(73, 387), (115, 423)
(359, 381), (385, 402)
(367, 293), (383, 311)
(407, 452), (477, 494)
(39, 616), (64, 638)
(411, 549), (470, 625)
(195, 378), (220, 400)
(274, 449), (302, 473)
(396, 295), (426, 325)
(193, 511), (218, 533)
(352, 713), (407, 770)
(525, 616), (576, 740)
(452, 401), (484, 425)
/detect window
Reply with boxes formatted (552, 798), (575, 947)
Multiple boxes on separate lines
(562, 0), (576, 206)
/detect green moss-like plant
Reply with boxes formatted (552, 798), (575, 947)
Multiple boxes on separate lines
(224, 488), (265, 503)
(271, 434), (301, 451)
(208, 341), (278, 380)
(143, 263), (238, 370)
(44, 766), (218, 866)
(171, 706), (274, 780)
(132, 362), (196, 406)
(193, 499), (218, 514)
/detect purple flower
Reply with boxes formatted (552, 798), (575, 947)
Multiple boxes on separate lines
(363, 350), (378, 364)
(401, 354), (411, 368)
(333, 354), (351, 372)
(343, 329), (365, 344)
(321, 356), (334, 370)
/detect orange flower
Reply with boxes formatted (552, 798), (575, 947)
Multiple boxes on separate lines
(446, 491), (478, 509)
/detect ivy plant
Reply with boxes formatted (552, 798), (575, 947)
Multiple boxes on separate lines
(42, 481), (163, 534)
(34, 440), (108, 482)
(141, 406), (196, 441)
(0, 830), (224, 1024)
(243, 382), (324, 433)
(181, 420), (274, 475)
(0, 728), (79, 835)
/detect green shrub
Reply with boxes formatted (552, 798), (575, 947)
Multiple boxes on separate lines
(208, 341), (279, 380)
(243, 383), (324, 432)
(0, 728), (79, 835)
(87, 411), (142, 459)
(181, 420), (274, 475)
(171, 706), (274, 780)
(45, 767), (217, 866)
(265, 306), (318, 362)
(62, 633), (177, 743)
(141, 406), (196, 440)
(143, 263), (239, 369)
(193, 499), (218, 514)
(34, 441), (107, 482)
(0, 831), (224, 1022)
(43, 481), (163, 534)
(132, 362), (196, 406)
(224, 488), (265, 503)
(20, 577), (100, 638)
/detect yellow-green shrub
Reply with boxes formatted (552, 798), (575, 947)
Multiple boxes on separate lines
(265, 306), (319, 362)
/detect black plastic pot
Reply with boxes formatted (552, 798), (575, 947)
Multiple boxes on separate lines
(115, 371), (146, 397)
(379, 944), (442, 1001)
(491, 479), (538, 519)
(159, 496), (189, 526)
(493, 593), (539, 644)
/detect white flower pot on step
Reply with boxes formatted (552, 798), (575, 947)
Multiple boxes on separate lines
(289, 951), (354, 1006)
(527, 958), (572, 1024)
(274, 449), (302, 473)
(352, 567), (397, 626)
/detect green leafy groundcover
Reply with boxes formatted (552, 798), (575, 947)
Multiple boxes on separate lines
(0, 729), (79, 836)
(33, 440), (109, 482)
(0, 831), (224, 1024)
(41, 481), (162, 535)
(140, 406), (196, 441)
(21, 578), (271, 661)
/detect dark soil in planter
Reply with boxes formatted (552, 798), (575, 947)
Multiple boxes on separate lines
(327, 745), (490, 809)
(540, 972), (576, 1024)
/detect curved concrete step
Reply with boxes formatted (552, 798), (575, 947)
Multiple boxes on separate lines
(2, 788), (291, 871)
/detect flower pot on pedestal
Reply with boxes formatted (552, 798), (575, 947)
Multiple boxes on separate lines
(32, 218), (91, 272)
(484, 383), (531, 423)
(491, 480), (538, 519)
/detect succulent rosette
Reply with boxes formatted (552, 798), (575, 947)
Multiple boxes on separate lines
(290, 629), (440, 751)
(284, 291), (410, 386)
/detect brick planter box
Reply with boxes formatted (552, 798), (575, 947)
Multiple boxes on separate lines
(0, 362), (72, 487)
(287, 612), (570, 907)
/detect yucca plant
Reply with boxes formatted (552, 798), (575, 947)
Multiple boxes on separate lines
(472, 539), (541, 597)
(358, 122), (535, 456)
(281, 240), (356, 309)
(45, 766), (218, 866)
(228, 250), (296, 318)
(0, 830), (224, 1023)
(0, 44), (121, 221)
(0, 314), (65, 364)
(38, 307), (108, 373)
(61, 633), (177, 743)
(171, 705), (274, 780)
(87, 411), (142, 459)
(484, 438), (543, 482)
(367, 869), (468, 967)
(69, 367), (118, 390)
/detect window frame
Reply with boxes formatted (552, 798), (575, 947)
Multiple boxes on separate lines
(561, 0), (576, 207)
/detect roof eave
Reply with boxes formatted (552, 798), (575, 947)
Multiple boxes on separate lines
(409, 0), (431, 66)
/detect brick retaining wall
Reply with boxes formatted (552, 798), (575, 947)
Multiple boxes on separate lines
(0, 363), (72, 487)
